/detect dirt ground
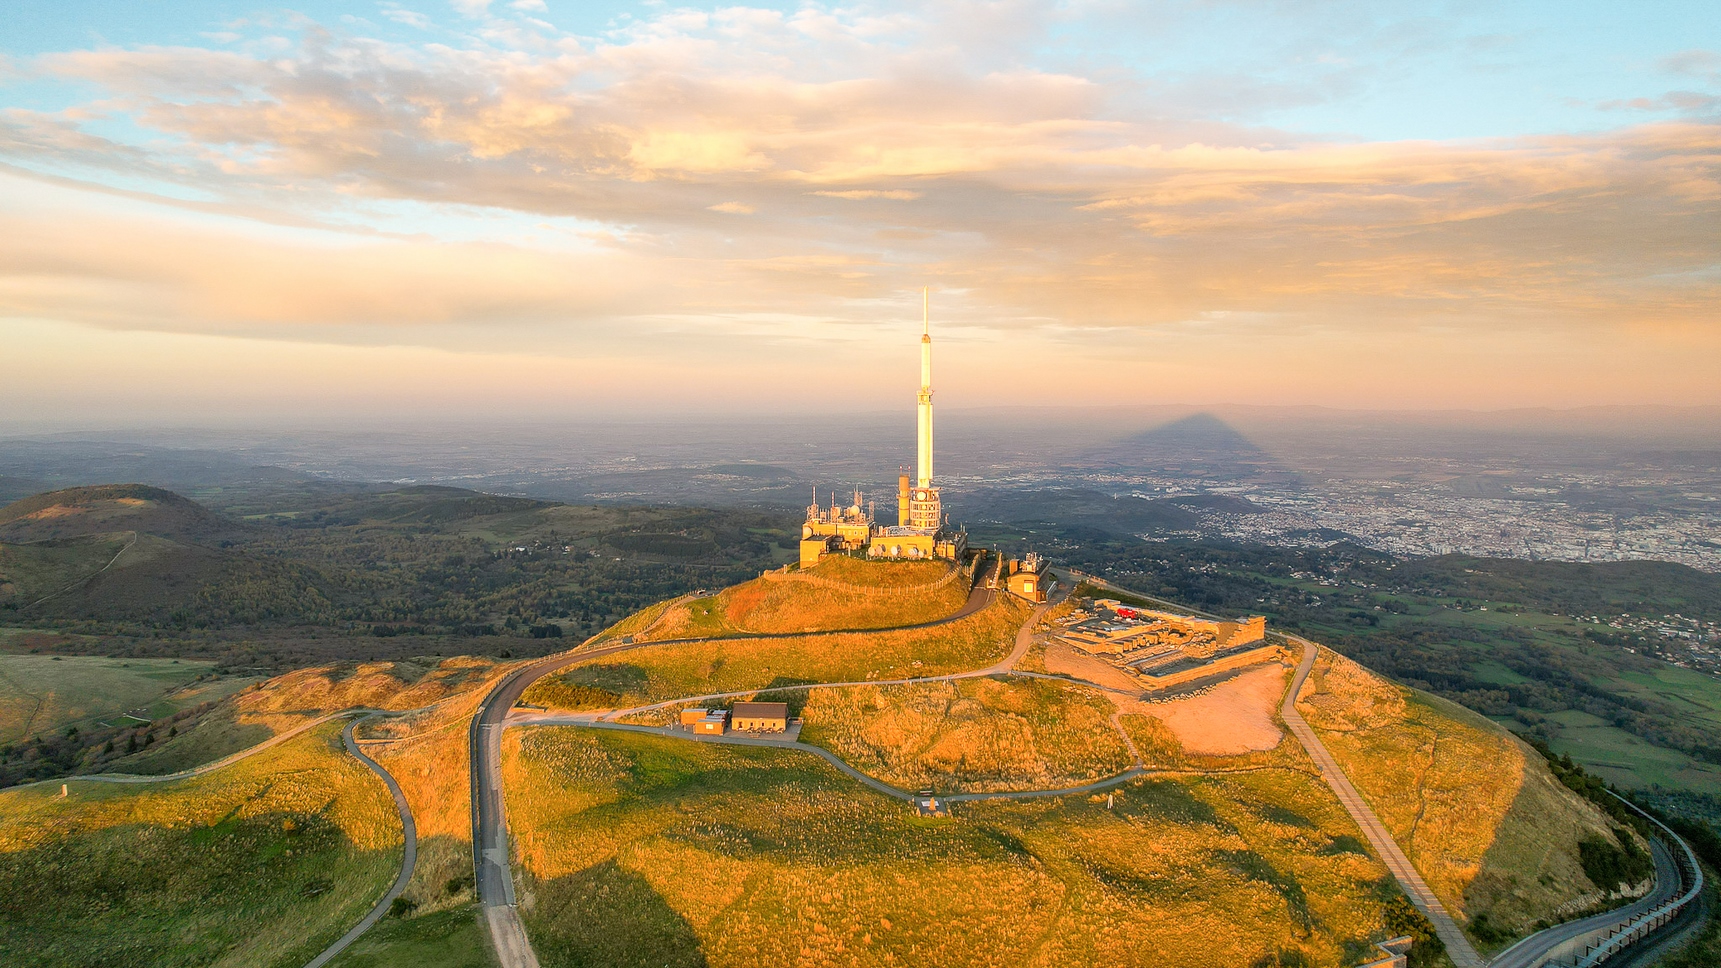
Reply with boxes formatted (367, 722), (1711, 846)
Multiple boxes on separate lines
(1128, 664), (1290, 755)
(1042, 640), (1142, 693)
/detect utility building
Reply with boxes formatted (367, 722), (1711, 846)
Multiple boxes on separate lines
(731, 701), (789, 733)
(1006, 553), (1053, 603)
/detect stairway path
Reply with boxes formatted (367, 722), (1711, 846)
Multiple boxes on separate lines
(1280, 637), (1485, 968)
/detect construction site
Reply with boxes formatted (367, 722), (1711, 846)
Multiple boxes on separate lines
(1053, 598), (1284, 692)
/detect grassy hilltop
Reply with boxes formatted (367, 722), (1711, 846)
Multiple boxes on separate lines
(505, 564), (1632, 967)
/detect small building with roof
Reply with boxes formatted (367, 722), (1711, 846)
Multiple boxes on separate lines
(731, 701), (789, 733)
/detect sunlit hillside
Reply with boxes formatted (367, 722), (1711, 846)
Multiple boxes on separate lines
(503, 729), (1392, 968)
(0, 723), (401, 968)
(1295, 649), (1639, 952)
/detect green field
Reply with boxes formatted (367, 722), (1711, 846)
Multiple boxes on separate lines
(326, 906), (494, 968)
(0, 653), (246, 743)
(0, 723), (403, 968)
(503, 727), (1399, 968)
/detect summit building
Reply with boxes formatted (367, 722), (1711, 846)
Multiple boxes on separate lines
(800, 291), (967, 567)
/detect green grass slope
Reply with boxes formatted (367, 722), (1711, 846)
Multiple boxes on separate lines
(324, 906), (493, 968)
(0, 722), (402, 968)
(0, 534), (131, 604)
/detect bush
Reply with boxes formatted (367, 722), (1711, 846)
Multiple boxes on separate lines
(387, 896), (418, 918)
(1384, 893), (1446, 968)
(1578, 831), (1653, 893)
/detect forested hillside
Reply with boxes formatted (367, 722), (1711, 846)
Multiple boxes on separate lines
(0, 484), (799, 670)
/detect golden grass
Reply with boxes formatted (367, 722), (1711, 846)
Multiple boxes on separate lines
(362, 685), (493, 914)
(0, 723), (402, 968)
(799, 676), (1132, 792)
(590, 594), (688, 645)
(638, 558), (968, 641)
(502, 727), (1395, 968)
(121, 656), (505, 776)
(1296, 647), (1617, 945)
(544, 596), (1030, 708)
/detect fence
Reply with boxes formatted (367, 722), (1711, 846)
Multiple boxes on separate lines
(1546, 792), (1704, 967)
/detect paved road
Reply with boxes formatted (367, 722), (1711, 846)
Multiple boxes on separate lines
(1603, 878), (1711, 968)
(1488, 835), (1681, 968)
(469, 560), (1011, 968)
(303, 716), (419, 968)
(1279, 638), (1486, 968)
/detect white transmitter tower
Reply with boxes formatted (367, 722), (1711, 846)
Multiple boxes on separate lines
(906, 288), (943, 531)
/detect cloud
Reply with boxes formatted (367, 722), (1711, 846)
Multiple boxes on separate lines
(1662, 49), (1719, 83)
(380, 5), (433, 30)
(2, 2), (1719, 413)
(810, 189), (923, 200)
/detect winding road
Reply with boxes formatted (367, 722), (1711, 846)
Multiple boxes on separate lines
(473, 566), (1484, 968)
(33, 557), (1704, 968)
(1487, 838), (1679, 968)
(303, 715), (419, 968)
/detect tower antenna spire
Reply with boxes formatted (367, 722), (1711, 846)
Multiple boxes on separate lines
(922, 286), (928, 336)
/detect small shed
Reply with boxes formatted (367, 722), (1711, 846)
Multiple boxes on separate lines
(1007, 568), (1049, 603)
(679, 708), (712, 727)
(693, 711), (728, 735)
(731, 701), (789, 733)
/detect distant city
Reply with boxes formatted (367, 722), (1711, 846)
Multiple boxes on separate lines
(1104, 472), (1721, 572)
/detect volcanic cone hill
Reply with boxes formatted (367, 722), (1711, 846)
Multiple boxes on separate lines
(0, 483), (249, 546)
(0, 485), (260, 619)
(507, 566), (1637, 967)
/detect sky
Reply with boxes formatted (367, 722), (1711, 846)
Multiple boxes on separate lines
(1, 0), (1718, 426)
